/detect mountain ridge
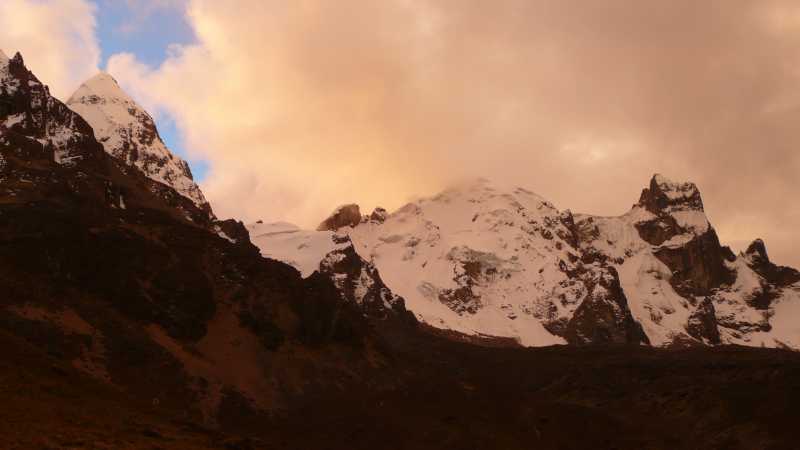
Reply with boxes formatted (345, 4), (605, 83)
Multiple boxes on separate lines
(252, 175), (800, 349)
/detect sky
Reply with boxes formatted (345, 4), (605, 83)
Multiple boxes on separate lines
(1, 0), (799, 267)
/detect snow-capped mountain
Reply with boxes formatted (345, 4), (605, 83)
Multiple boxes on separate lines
(66, 72), (211, 213)
(252, 176), (800, 349)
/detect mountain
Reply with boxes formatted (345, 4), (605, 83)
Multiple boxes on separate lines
(66, 72), (211, 214)
(0, 49), (392, 430)
(3, 50), (800, 449)
(253, 177), (800, 350)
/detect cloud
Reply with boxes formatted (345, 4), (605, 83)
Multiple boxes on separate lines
(105, 0), (800, 266)
(0, 0), (99, 99)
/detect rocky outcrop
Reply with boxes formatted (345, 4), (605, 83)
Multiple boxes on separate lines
(653, 231), (734, 297)
(1, 52), (103, 169)
(638, 174), (705, 215)
(564, 265), (649, 345)
(316, 204), (362, 231)
(214, 218), (252, 245)
(743, 239), (800, 288)
(319, 234), (414, 321)
(369, 207), (388, 224)
(634, 175), (733, 296)
(686, 297), (721, 344)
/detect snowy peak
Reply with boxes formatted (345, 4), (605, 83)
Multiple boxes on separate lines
(1, 51), (102, 168)
(67, 73), (211, 214)
(632, 174), (710, 247)
(0, 49), (8, 66)
(744, 239), (770, 264)
(639, 173), (704, 214)
(68, 72), (132, 109)
(73, 72), (122, 94)
(345, 178), (622, 346)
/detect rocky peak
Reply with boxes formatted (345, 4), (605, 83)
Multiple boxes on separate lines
(317, 204), (362, 231)
(8, 51), (25, 69)
(1, 51), (26, 76)
(1, 51), (102, 169)
(638, 173), (704, 214)
(744, 239), (769, 263)
(369, 207), (388, 224)
(633, 174), (711, 246)
(742, 239), (800, 288)
(67, 72), (212, 215)
(630, 175), (731, 296)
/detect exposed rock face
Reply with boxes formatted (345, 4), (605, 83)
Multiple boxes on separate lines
(67, 73), (212, 215)
(316, 203), (362, 231)
(563, 265), (649, 345)
(743, 239), (800, 288)
(214, 218), (252, 245)
(319, 234), (414, 321)
(635, 175), (733, 297)
(686, 297), (722, 344)
(638, 174), (705, 215)
(369, 207), (388, 223)
(652, 230), (733, 296)
(1, 52), (102, 169)
(685, 297), (721, 344)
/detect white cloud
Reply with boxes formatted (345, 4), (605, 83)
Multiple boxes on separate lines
(0, 0), (99, 99)
(103, 0), (800, 266)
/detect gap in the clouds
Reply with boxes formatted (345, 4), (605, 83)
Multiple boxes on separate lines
(93, 0), (209, 181)
(94, 0), (196, 68)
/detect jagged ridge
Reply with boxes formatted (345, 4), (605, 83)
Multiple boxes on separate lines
(256, 175), (800, 350)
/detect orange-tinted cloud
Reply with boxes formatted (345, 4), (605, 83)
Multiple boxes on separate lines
(99, 1), (800, 267)
(0, 0), (99, 98)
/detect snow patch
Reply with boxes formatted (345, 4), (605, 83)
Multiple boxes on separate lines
(246, 221), (341, 277)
